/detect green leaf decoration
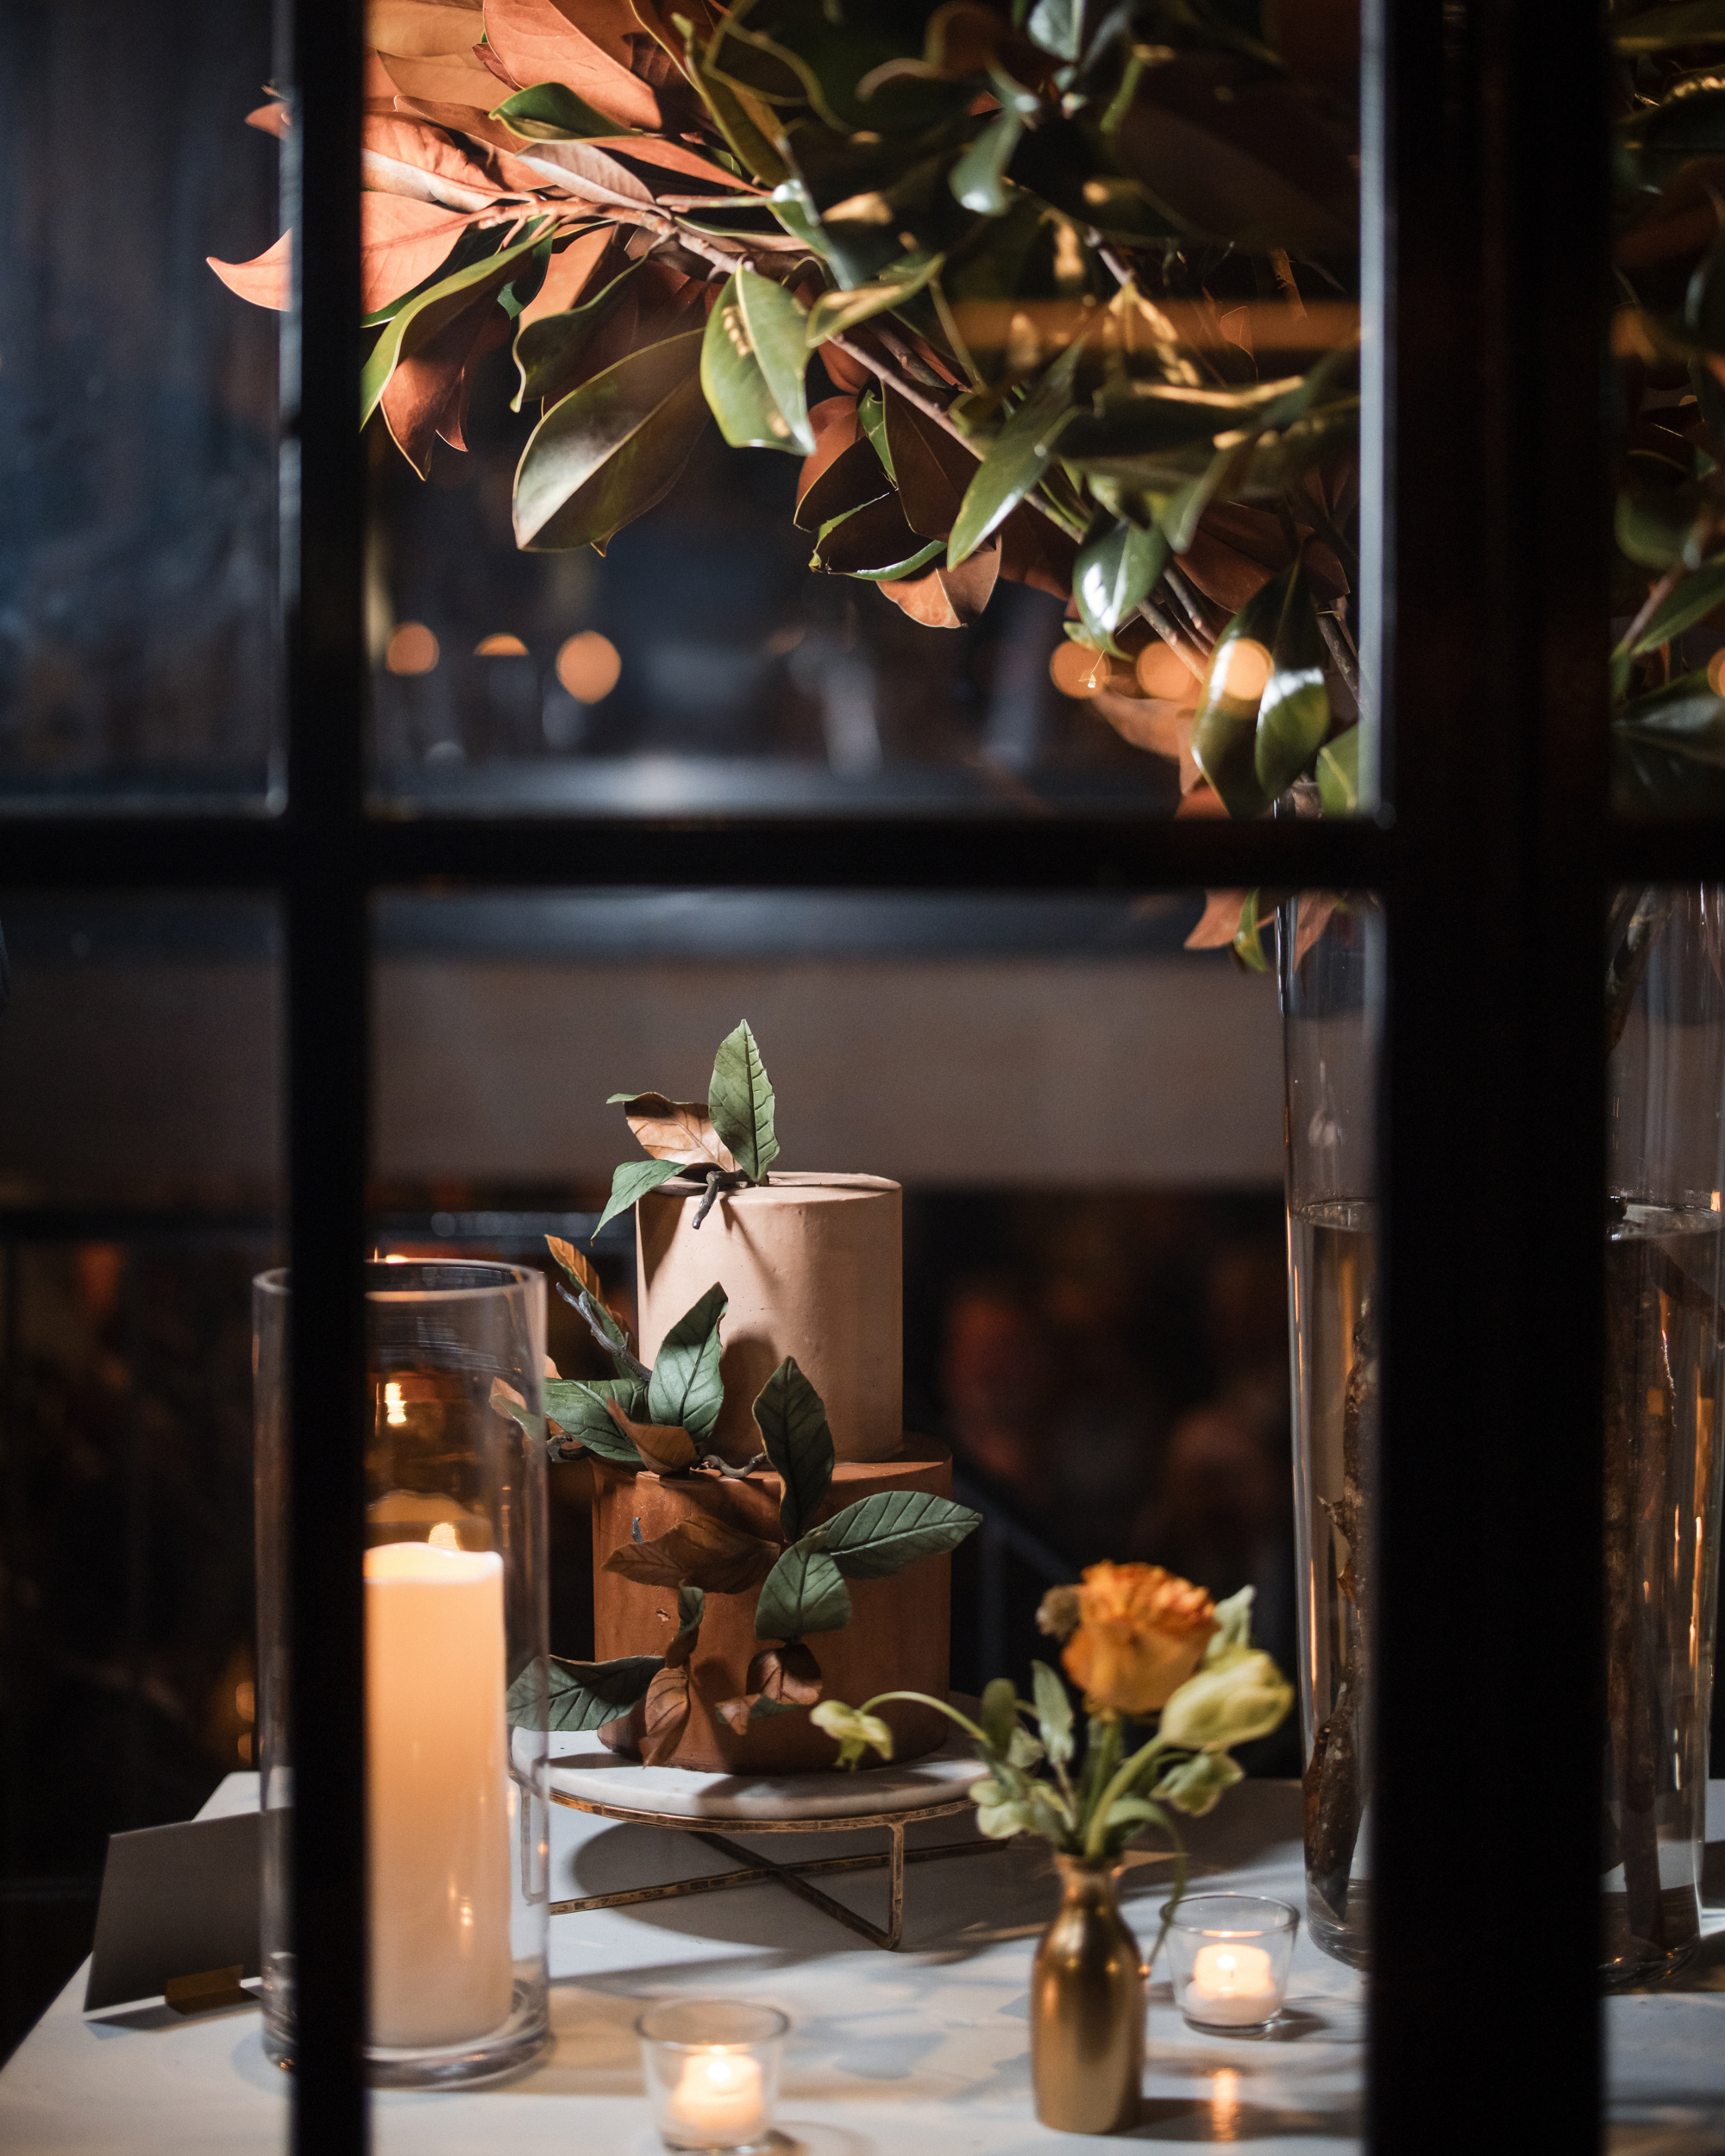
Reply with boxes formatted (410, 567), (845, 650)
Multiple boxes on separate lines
(947, 341), (1085, 567)
(544, 1233), (643, 1378)
(511, 252), (642, 412)
(544, 1376), (649, 1463)
(507, 1652), (662, 1733)
(755, 1539), (854, 1641)
(1612, 671), (1725, 814)
(513, 329), (708, 553)
(604, 1514), (777, 1594)
(668, 1582), (706, 1667)
(646, 1282), (729, 1442)
(980, 1676), (1020, 1755)
(707, 1020), (780, 1180)
(1316, 726), (1362, 817)
(492, 81), (636, 141)
(603, 1399), (699, 1475)
(752, 1357), (836, 1541)
(362, 222), (553, 430)
(701, 270), (816, 454)
(817, 1489), (982, 1579)
(805, 253), (945, 346)
(950, 110), (1023, 216)
(1074, 517), (1170, 643)
(1031, 1658), (1074, 1766)
(1625, 562), (1725, 656)
(593, 1155), (688, 1239)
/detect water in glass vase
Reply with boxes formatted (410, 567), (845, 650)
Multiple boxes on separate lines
(1603, 1200), (1723, 1984)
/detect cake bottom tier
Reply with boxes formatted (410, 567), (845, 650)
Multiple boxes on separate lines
(590, 1450), (955, 1773)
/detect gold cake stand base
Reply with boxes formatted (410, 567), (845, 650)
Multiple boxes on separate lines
(548, 1787), (1005, 1950)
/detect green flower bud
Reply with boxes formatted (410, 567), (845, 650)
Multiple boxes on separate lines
(810, 1698), (894, 1769)
(1158, 1649), (1293, 1752)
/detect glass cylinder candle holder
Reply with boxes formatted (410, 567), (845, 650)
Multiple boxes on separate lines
(1159, 1895), (1298, 2033)
(637, 2000), (789, 2153)
(254, 1261), (551, 2087)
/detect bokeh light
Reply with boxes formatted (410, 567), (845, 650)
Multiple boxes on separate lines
(1709, 649), (1725, 697)
(1135, 640), (1197, 700)
(556, 630), (623, 703)
(1049, 641), (1110, 699)
(385, 622), (439, 675)
(474, 632), (529, 656)
(1213, 636), (1272, 704)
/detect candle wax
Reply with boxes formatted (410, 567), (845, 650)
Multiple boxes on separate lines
(666, 2048), (768, 2143)
(1183, 1941), (1280, 2028)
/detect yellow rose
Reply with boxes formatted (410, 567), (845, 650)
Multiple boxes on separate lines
(1061, 1562), (1218, 1716)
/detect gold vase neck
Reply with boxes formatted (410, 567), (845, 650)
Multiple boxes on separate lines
(1052, 1854), (1122, 1898)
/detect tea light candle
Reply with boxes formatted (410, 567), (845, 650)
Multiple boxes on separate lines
(665, 2049), (768, 2143)
(1184, 1941), (1279, 2027)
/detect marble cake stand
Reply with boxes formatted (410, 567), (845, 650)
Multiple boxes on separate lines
(542, 1730), (995, 1950)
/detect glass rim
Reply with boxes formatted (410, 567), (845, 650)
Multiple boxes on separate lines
(254, 1259), (542, 1304)
(1158, 1892), (1299, 1937)
(635, 1999), (790, 2049)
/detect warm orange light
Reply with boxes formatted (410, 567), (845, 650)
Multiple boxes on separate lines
(1050, 640), (1110, 699)
(238, 1732), (254, 1764)
(386, 622), (439, 675)
(1135, 640), (1195, 699)
(235, 1680), (255, 1722)
(1709, 649), (1725, 697)
(474, 632), (529, 657)
(1212, 636), (1272, 704)
(556, 630), (622, 703)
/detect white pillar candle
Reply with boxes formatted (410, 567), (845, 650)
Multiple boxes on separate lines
(1183, 1941), (1279, 2027)
(665, 2049), (768, 2144)
(366, 1540), (513, 2049)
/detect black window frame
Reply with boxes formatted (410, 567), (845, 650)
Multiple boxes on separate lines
(0, 4), (1654, 2151)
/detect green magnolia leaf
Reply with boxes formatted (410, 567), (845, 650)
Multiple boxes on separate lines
(1615, 1), (1725, 49)
(950, 110), (1023, 215)
(756, 1539), (854, 1641)
(1626, 561), (1725, 655)
(1031, 1658), (1074, 1767)
(1233, 888), (1270, 975)
(593, 1155), (688, 1239)
(646, 1282), (729, 1442)
(752, 1357), (836, 1541)
(507, 1652), (662, 1732)
(1316, 726), (1362, 817)
(513, 330), (708, 552)
(1255, 633), (1331, 802)
(812, 496), (944, 578)
(361, 222), (553, 427)
(511, 253), (643, 412)
(1192, 565), (1330, 815)
(806, 253), (945, 345)
(817, 1489), (982, 1579)
(700, 270), (815, 454)
(708, 1020), (780, 1179)
(980, 1676), (1019, 1755)
(1075, 518), (1170, 642)
(947, 341), (1085, 567)
(544, 1376), (649, 1463)
(604, 1514), (778, 1594)
(492, 81), (633, 140)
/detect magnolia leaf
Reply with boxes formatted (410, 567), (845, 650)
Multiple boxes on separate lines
(544, 1376), (648, 1463)
(756, 1539), (853, 1641)
(514, 329), (708, 551)
(639, 1665), (692, 1763)
(666, 1581), (706, 1667)
(544, 1234), (637, 1375)
(708, 1021), (779, 1180)
(511, 251), (643, 411)
(604, 1514), (777, 1594)
(1627, 561), (1725, 655)
(717, 1690), (805, 1732)
(1256, 661), (1330, 804)
(817, 1489), (982, 1579)
(1316, 726), (1361, 816)
(752, 1357), (836, 1541)
(646, 1282), (729, 1441)
(593, 1155), (688, 1238)
(980, 1675), (1019, 1754)
(700, 271), (812, 454)
(485, 0), (662, 132)
(361, 222), (552, 429)
(1190, 566), (1294, 818)
(1075, 517), (1170, 642)
(603, 1398), (699, 1475)
(1031, 1658), (1074, 1766)
(882, 388), (982, 540)
(747, 1640), (824, 1705)
(492, 80), (635, 141)
(951, 110), (1023, 215)
(805, 253), (945, 345)
(794, 432), (891, 532)
(812, 496), (944, 578)
(507, 1651), (661, 1732)
(947, 342), (1085, 567)
(608, 1092), (737, 1170)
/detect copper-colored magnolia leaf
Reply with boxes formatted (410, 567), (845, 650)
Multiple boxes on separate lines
(603, 1397), (699, 1474)
(484, 0), (662, 131)
(599, 136), (756, 192)
(360, 197), (478, 314)
(746, 1641), (823, 1706)
(207, 231), (292, 312)
(1183, 888), (1249, 950)
(514, 329), (707, 551)
(507, 136), (656, 209)
(546, 1232), (607, 1303)
(377, 47), (497, 110)
(370, 2), (486, 59)
(516, 225), (612, 330)
(796, 395), (860, 511)
(361, 112), (516, 210)
(638, 1664), (691, 1763)
(605, 1514), (777, 1594)
(382, 287), (511, 474)
(877, 539), (1000, 628)
(609, 1091), (737, 1169)
(246, 98), (290, 138)
(883, 388), (980, 540)
(794, 434), (889, 534)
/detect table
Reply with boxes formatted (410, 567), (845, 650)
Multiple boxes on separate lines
(3, 1774), (1724, 2153)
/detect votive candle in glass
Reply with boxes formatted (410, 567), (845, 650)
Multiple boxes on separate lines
(1160, 1894), (1297, 2031)
(637, 1999), (788, 2153)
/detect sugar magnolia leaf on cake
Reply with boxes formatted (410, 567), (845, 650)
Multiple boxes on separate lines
(666, 1582), (706, 1669)
(603, 1398), (699, 1474)
(638, 1665), (692, 1764)
(707, 1020), (780, 1181)
(755, 1539), (853, 1641)
(593, 1155), (689, 1238)
(716, 1691), (804, 1733)
(646, 1282), (728, 1443)
(606, 1090), (737, 1171)
(752, 1357), (835, 1542)
(747, 1640), (824, 1705)
(506, 1651), (662, 1732)
(545, 1377), (648, 1463)
(544, 1235), (641, 1376)
(603, 1514), (778, 1594)
(489, 1376), (545, 1441)
(816, 1490), (982, 1579)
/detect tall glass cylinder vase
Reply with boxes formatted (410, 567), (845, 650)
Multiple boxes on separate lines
(1281, 887), (1725, 1980)
(254, 1260), (551, 2085)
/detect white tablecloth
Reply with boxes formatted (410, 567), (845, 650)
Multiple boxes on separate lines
(3, 1773), (1724, 2153)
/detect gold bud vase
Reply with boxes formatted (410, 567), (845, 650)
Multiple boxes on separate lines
(1031, 1855), (1145, 2134)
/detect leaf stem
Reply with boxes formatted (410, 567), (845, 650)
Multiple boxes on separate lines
(1083, 1730), (1173, 1859)
(1317, 609), (1360, 698)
